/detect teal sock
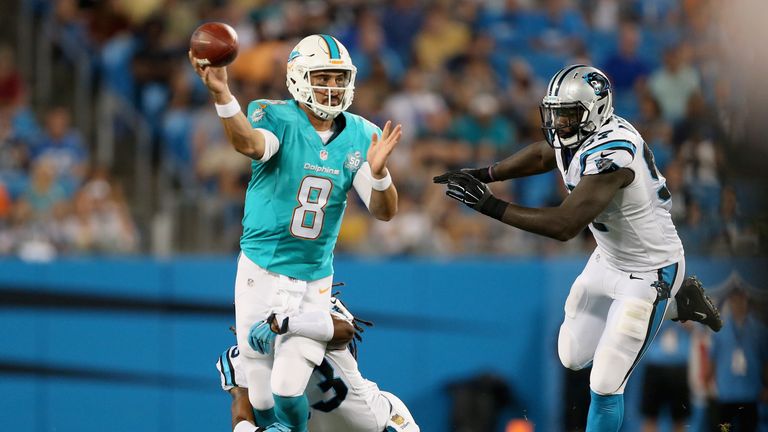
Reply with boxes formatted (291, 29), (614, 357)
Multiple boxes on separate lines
(253, 408), (277, 428)
(586, 390), (624, 432)
(273, 394), (309, 432)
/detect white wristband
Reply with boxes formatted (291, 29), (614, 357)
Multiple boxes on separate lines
(371, 170), (392, 191)
(233, 420), (258, 432)
(215, 98), (241, 118)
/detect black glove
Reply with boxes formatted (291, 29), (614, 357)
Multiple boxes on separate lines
(443, 172), (507, 220)
(433, 165), (495, 184)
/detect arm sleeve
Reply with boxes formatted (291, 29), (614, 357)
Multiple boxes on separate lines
(254, 128), (280, 162)
(580, 140), (636, 176)
(351, 120), (384, 208)
(246, 100), (284, 162)
(284, 310), (334, 342)
(352, 161), (375, 209)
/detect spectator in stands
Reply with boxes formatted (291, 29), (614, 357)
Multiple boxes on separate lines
(62, 169), (138, 254)
(648, 43), (701, 123)
(31, 106), (88, 195)
(0, 44), (23, 107)
(710, 186), (759, 256)
(503, 58), (546, 127)
(705, 287), (768, 432)
(12, 157), (69, 259)
(676, 199), (713, 255)
(529, 0), (588, 57)
(413, 4), (471, 72)
(412, 108), (470, 170)
(452, 93), (516, 165)
(383, 68), (448, 171)
(0, 103), (32, 198)
(640, 325), (693, 432)
(13, 158), (68, 226)
(348, 10), (404, 83)
(677, 127), (722, 216)
(381, 0), (425, 66)
(601, 21), (651, 93)
(229, 14), (291, 89)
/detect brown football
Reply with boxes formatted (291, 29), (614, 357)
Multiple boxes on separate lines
(190, 22), (239, 68)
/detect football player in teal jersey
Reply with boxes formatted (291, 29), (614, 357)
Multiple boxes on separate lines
(190, 34), (401, 432)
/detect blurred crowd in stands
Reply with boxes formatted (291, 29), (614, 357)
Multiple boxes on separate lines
(0, 0), (763, 257)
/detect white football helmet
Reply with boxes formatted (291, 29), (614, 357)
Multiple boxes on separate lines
(286, 34), (357, 120)
(540, 65), (614, 149)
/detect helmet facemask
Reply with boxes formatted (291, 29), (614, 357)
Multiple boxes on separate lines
(540, 101), (592, 149)
(306, 69), (354, 120)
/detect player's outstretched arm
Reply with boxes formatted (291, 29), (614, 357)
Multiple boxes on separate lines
(365, 120), (402, 221)
(492, 140), (556, 181)
(441, 168), (632, 241)
(188, 51), (267, 160)
(434, 140), (556, 184)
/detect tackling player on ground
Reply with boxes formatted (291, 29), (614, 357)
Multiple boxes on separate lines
(434, 65), (722, 432)
(190, 34), (401, 432)
(217, 297), (420, 432)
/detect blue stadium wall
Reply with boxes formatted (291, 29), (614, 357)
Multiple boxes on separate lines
(0, 256), (761, 432)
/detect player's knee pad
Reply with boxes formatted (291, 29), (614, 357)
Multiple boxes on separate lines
(381, 391), (420, 432)
(558, 325), (591, 370)
(590, 346), (632, 395)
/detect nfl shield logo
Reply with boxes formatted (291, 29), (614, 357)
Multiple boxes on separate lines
(319, 150), (328, 160)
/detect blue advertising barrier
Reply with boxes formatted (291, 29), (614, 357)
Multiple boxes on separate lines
(0, 256), (760, 431)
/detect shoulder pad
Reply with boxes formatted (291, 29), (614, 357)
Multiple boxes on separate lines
(247, 99), (291, 127)
(580, 140), (636, 175)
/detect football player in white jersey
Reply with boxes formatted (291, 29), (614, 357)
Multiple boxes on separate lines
(434, 65), (722, 431)
(217, 298), (419, 432)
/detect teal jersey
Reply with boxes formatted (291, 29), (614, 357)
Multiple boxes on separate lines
(241, 100), (380, 281)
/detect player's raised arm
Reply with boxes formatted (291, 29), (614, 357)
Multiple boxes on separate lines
(433, 140), (556, 185)
(188, 51), (267, 160)
(367, 121), (401, 221)
(353, 121), (402, 221)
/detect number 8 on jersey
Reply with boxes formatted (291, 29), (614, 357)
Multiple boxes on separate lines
(291, 176), (333, 239)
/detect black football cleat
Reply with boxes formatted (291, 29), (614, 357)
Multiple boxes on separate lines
(673, 275), (723, 332)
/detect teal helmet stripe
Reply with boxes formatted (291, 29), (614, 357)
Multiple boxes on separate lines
(320, 34), (341, 59)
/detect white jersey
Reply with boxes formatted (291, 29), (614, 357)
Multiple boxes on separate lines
(554, 115), (684, 271)
(217, 346), (419, 432)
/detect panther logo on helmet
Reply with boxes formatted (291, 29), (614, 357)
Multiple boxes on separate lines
(584, 72), (611, 98)
(286, 34), (357, 120)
